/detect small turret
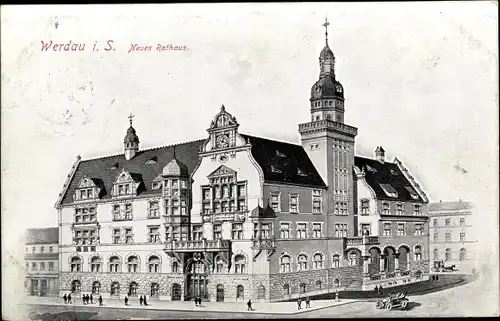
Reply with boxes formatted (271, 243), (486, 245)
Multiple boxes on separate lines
(124, 113), (139, 160)
(375, 146), (385, 163)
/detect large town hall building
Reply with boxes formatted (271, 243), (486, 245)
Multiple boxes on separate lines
(54, 22), (431, 302)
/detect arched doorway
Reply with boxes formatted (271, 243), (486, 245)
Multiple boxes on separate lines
(257, 285), (266, 300)
(383, 247), (396, 273)
(216, 284), (224, 302)
(171, 283), (181, 301)
(369, 247), (381, 273)
(128, 282), (138, 297)
(71, 280), (81, 293)
(186, 260), (209, 301)
(398, 246), (410, 271)
(110, 282), (120, 297)
(151, 283), (159, 298)
(92, 281), (101, 294)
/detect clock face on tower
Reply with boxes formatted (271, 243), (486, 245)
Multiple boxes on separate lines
(216, 134), (229, 148)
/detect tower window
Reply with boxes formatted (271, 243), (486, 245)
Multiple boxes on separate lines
(316, 116), (320, 121)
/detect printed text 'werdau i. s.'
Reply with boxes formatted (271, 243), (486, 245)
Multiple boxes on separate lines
(40, 40), (189, 53)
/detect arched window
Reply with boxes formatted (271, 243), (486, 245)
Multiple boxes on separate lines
(234, 255), (246, 274)
(334, 278), (340, 287)
(445, 218), (451, 227)
(433, 219), (438, 227)
(215, 257), (225, 273)
(460, 218), (465, 226)
(445, 248), (452, 261)
(236, 285), (244, 299)
(315, 280), (322, 290)
(332, 254), (340, 268)
(280, 255), (291, 273)
(151, 283), (159, 298)
(110, 282), (120, 296)
(297, 254), (308, 271)
(127, 256), (139, 273)
(70, 257), (81, 272)
(191, 261), (206, 274)
(459, 248), (466, 261)
(258, 285), (266, 300)
(90, 256), (101, 273)
(172, 261), (179, 273)
(348, 251), (359, 266)
(361, 199), (370, 215)
(313, 253), (324, 269)
(128, 282), (138, 296)
(92, 281), (101, 294)
(433, 249), (438, 260)
(283, 284), (290, 296)
(414, 246), (422, 261)
(148, 256), (160, 273)
(109, 256), (121, 272)
(71, 280), (81, 293)
(299, 283), (306, 294)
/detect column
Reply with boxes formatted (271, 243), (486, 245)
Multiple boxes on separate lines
(362, 256), (370, 275)
(407, 252), (411, 271)
(379, 255), (385, 273)
(394, 254), (400, 271)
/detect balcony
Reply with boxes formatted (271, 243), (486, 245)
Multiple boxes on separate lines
(251, 239), (276, 250)
(163, 215), (189, 224)
(201, 211), (248, 223)
(165, 239), (230, 252)
(298, 120), (358, 137)
(345, 236), (379, 246)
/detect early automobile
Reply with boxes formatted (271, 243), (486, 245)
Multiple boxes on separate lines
(376, 292), (409, 310)
(432, 260), (457, 272)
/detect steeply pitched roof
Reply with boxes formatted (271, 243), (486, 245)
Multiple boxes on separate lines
(428, 201), (473, 212)
(242, 134), (327, 188)
(25, 228), (58, 244)
(61, 139), (206, 205)
(354, 157), (426, 203)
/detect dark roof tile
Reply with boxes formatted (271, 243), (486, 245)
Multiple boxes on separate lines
(25, 228), (58, 244)
(428, 201), (473, 212)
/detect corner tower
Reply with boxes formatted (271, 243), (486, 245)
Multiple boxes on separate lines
(299, 18), (358, 219)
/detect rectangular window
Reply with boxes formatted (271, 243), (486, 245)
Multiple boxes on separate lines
(32, 262), (37, 270)
(361, 199), (370, 215)
(238, 200), (246, 211)
(238, 184), (246, 197)
(433, 232), (439, 242)
(49, 246), (53, 253)
(232, 223), (243, 240)
(113, 205), (121, 220)
(125, 204), (133, 220)
(203, 188), (210, 200)
(312, 190), (322, 213)
(280, 223), (290, 239)
(192, 225), (203, 241)
(40, 247), (45, 253)
(382, 203), (390, 215)
(203, 203), (210, 214)
(414, 223), (424, 236)
(396, 204), (403, 215)
(445, 232), (451, 241)
(289, 194), (299, 213)
(40, 262), (45, 270)
(148, 226), (160, 243)
(312, 223), (322, 238)
(270, 192), (281, 212)
(414, 204), (421, 215)
(148, 201), (160, 218)
(261, 223), (271, 239)
(49, 262), (54, 271)
(76, 228), (98, 246)
(296, 223), (307, 239)
(334, 224), (348, 237)
(253, 223), (259, 239)
(32, 247), (36, 254)
(383, 223), (392, 236)
(213, 224), (222, 240)
(360, 223), (371, 235)
(113, 228), (121, 244)
(125, 228), (133, 243)
(460, 232), (466, 242)
(397, 223), (405, 236)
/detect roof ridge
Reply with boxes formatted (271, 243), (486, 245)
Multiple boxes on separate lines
(354, 155), (395, 165)
(241, 133), (301, 147)
(26, 227), (58, 230)
(80, 138), (206, 162)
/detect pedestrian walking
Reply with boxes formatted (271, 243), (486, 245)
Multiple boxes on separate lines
(90, 294), (93, 304)
(68, 293), (72, 304)
(297, 298), (302, 310)
(98, 295), (103, 306)
(144, 296), (147, 306)
(124, 296), (129, 306)
(335, 289), (339, 302)
(247, 299), (253, 311)
(63, 294), (67, 304)
(86, 294), (90, 304)
(139, 295), (143, 306)
(82, 294), (86, 305)
(305, 297), (311, 308)
(374, 285), (379, 297)
(379, 285), (384, 297)
(436, 275), (439, 282)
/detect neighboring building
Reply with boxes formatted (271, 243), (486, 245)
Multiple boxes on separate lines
(428, 200), (476, 273)
(24, 228), (59, 296)
(54, 20), (430, 302)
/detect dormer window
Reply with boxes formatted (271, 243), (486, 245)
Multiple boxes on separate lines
(271, 165), (282, 173)
(404, 186), (420, 200)
(112, 169), (141, 197)
(73, 175), (101, 201)
(109, 162), (119, 170)
(276, 150), (287, 157)
(145, 157), (157, 165)
(152, 182), (161, 190)
(297, 168), (308, 176)
(380, 183), (398, 198)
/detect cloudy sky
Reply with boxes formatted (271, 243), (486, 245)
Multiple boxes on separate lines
(1, 2), (498, 247)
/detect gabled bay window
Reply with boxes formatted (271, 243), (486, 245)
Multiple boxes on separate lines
(74, 207), (97, 224)
(202, 167), (247, 215)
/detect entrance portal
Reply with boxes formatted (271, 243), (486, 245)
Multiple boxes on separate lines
(186, 261), (209, 301)
(172, 283), (181, 301)
(216, 284), (224, 302)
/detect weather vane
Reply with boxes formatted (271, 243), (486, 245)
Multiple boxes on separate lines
(322, 17), (330, 43)
(128, 113), (135, 126)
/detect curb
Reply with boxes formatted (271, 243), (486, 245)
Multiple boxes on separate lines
(22, 300), (361, 316)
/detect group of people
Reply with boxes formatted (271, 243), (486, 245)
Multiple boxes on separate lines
(296, 297), (311, 310)
(431, 275), (440, 282)
(193, 297), (203, 307)
(124, 295), (148, 306)
(374, 285), (384, 297)
(63, 293), (103, 306)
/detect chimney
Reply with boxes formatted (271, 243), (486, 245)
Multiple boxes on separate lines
(375, 146), (385, 163)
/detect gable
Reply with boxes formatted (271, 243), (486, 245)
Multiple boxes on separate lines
(208, 165), (237, 178)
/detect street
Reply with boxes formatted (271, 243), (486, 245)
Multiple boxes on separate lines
(24, 274), (497, 320)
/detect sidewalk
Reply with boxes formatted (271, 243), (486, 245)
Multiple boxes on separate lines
(21, 296), (360, 315)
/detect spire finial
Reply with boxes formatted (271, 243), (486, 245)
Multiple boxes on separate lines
(173, 145), (176, 159)
(221, 104), (225, 112)
(322, 17), (330, 44)
(128, 113), (135, 127)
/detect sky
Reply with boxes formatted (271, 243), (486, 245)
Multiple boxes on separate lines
(0, 2), (498, 316)
(1, 1), (498, 254)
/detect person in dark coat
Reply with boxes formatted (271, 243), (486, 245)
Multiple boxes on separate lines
(297, 298), (302, 310)
(378, 285), (384, 297)
(68, 293), (72, 304)
(63, 294), (67, 304)
(436, 275), (439, 282)
(139, 295), (143, 306)
(305, 297), (311, 308)
(98, 295), (103, 306)
(124, 296), (129, 306)
(82, 294), (86, 304)
(86, 294), (90, 304)
(247, 299), (253, 311)
(374, 285), (379, 297)
(90, 294), (93, 304)
(143, 296), (148, 306)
